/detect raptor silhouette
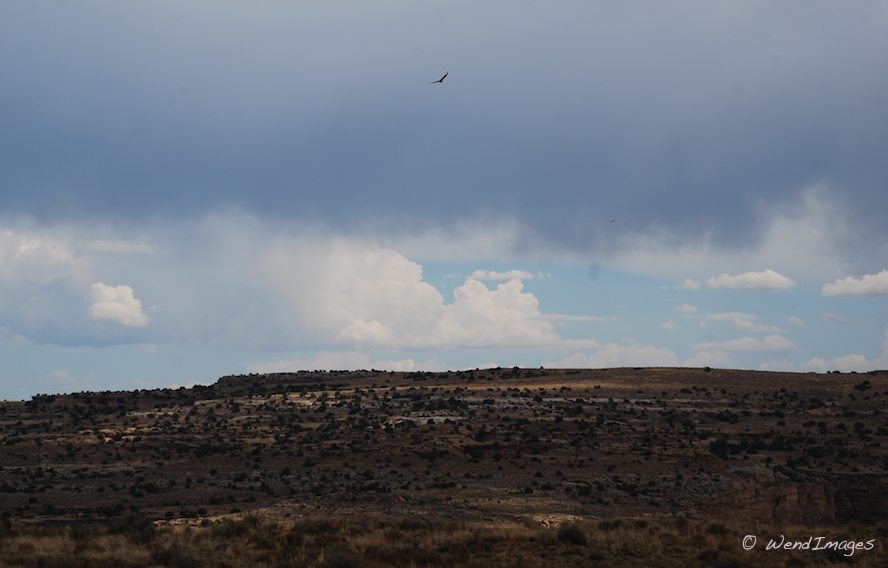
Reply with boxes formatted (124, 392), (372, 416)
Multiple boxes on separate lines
(430, 72), (448, 84)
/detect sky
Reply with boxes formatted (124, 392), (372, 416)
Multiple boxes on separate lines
(2, 1), (888, 399)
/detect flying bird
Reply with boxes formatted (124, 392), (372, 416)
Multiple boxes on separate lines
(430, 72), (448, 84)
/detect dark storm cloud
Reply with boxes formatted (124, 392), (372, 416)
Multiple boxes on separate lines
(2, 1), (887, 262)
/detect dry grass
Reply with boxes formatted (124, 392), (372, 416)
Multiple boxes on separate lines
(0, 514), (884, 567)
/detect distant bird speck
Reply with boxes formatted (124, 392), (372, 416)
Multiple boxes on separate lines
(430, 72), (448, 84)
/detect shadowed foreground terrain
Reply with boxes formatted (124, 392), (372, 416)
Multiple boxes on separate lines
(1, 367), (886, 566)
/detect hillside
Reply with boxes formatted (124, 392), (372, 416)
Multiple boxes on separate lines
(1, 367), (886, 566)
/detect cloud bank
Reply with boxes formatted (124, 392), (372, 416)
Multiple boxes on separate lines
(2, 4), (888, 274)
(762, 331), (888, 373)
(0, 216), (585, 351)
(822, 270), (888, 297)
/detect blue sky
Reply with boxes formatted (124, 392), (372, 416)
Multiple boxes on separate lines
(2, 2), (888, 399)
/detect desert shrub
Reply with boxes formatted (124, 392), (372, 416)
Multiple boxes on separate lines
(68, 523), (95, 544)
(210, 518), (250, 539)
(0, 514), (13, 538)
(711, 552), (756, 568)
(109, 514), (156, 544)
(697, 549), (719, 564)
(706, 522), (729, 535)
(285, 526), (305, 547)
(274, 561), (305, 568)
(557, 522), (587, 546)
(673, 516), (689, 534)
(293, 518), (338, 536)
(395, 518), (430, 532)
(31, 557), (96, 568)
(321, 550), (362, 568)
(151, 543), (204, 568)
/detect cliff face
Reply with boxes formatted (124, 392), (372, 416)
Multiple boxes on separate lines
(706, 470), (837, 523)
(826, 472), (888, 521)
(706, 469), (887, 524)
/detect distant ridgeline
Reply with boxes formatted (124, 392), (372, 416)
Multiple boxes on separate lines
(23, 369), (452, 408)
(5, 367), (888, 525)
(26, 367), (888, 406)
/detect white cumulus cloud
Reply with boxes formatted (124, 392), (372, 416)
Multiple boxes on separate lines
(821, 313), (848, 325)
(87, 283), (148, 327)
(430, 278), (557, 349)
(803, 355), (872, 373)
(684, 350), (734, 368)
(469, 269), (535, 281)
(705, 312), (756, 321)
(693, 335), (796, 353)
(673, 304), (698, 315)
(46, 370), (74, 383)
(812, 331), (888, 372)
(822, 270), (888, 297)
(248, 352), (445, 373)
(233, 231), (574, 351)
(538, 313), (611, 323)
(705, 312), (780, 333)
(86, 240), (155, 255)
(762, 331), (888, 373)
(705, 269), (797, 291)
(547, 343), (678, 368)
(758, 360), (798, 372)
(733, 319), (781, 334)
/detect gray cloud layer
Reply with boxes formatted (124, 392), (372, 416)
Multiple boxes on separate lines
(2, 2), (887, 269)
